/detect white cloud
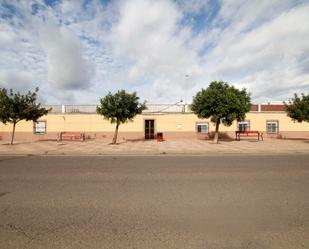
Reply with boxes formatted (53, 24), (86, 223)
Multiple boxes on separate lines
(201, 2), (309, 101)
(0, 23), (16, 48)
(110, 0), (202, 101)
(40, 26), (95, 90)
(0, 69), (37, 92)
(0, 0), (308, 104)
(60, 0), (81, 14)
(176, 0), (210, 14)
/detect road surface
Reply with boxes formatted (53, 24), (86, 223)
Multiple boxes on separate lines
(0, 155), (308, 249)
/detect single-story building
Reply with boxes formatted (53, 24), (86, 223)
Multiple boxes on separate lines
(1, 103), (309, 141)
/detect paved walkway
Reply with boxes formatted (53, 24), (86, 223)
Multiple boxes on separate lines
(1, 138), (309, 155)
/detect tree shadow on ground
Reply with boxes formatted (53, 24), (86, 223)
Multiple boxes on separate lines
(278, 138), (309, 143)
(207, 132), (235, 142)
(124, 138), (148, 143)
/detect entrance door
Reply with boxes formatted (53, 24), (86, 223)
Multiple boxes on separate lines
(145, 120), (155, 139)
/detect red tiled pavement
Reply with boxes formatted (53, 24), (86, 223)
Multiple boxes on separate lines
(1, 138), (309, 155)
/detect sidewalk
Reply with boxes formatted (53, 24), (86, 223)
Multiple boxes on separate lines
(1, 138), (309, 155)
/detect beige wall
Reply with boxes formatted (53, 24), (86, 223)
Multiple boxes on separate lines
(1, 112), (309, 141)
(246, 112), (309, 132)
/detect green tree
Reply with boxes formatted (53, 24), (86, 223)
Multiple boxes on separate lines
(285, 93), (309, 122)
(97, 90), (146, 144)
(0, 88), (50, 145)
(191, 81), (251, 143)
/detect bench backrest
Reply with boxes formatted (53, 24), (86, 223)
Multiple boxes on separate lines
(236, 130), (259, 134)
(60, 132), (84, 135)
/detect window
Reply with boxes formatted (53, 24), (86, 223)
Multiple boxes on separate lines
(238, 121), (250, 131)
(266, 120), (279, 134)
(196, 123), (208, 134)
(34, 121), (46, 134)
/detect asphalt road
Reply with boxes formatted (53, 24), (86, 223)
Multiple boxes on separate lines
(0, 155), (308, 249)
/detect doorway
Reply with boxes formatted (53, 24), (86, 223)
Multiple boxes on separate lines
(145, 119), (155, 139)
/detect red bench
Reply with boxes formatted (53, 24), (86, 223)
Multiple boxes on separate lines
(235, 130), (263, 141)
(57, 132), (85, 142)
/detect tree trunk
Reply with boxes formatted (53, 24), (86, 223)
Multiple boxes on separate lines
(10, 122), (16, 145)
(112, 123), (120, 144)
(213, 121), (220, 144)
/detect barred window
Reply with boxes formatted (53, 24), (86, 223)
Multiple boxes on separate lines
(266, 121), (279, 134)
(238, 121), (250, 131)
(34, 121), (46, 134)
(196, 123), (208, 134)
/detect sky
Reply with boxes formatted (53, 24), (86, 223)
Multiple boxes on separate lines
(0, 0), (309, 104)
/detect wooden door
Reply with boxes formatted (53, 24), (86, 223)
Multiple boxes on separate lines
(145, 120), (155, 139)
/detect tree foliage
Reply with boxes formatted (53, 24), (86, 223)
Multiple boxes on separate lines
(285, 93), (309, 122)
(0, 87), (50, 144)
(191, 81), (251, 143)
(97, 90), (146, 144)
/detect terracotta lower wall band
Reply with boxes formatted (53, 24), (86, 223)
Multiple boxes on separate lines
(1, 131), (309, 142)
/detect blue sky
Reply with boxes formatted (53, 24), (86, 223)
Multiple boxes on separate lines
(0, 0), (309, 104)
